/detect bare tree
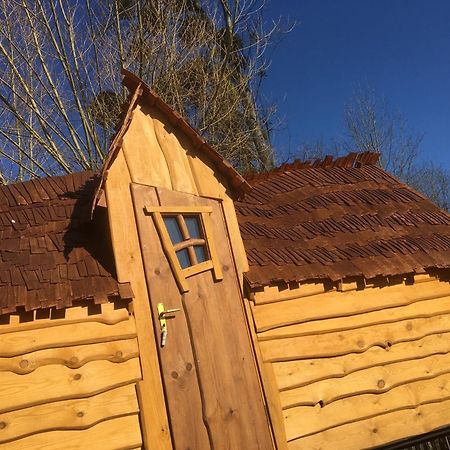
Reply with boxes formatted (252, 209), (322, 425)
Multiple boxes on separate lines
(0, 0), (286, 182)
(294, 86), (449, 210)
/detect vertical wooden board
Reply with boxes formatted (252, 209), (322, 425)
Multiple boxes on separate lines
(121, 105), (172, 189)
(4, 414), (142, 450)
(131, 183), (211, 450)
(105, 150), (172, 450)
(156, 187), (273, 450)
(186, 147), (226, 199)
(151, 108), (198, 195)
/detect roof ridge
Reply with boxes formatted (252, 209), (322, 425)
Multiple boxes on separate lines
(244, 151), (381, 184)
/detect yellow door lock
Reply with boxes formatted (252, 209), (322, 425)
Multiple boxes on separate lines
(157, 303), (180, 347)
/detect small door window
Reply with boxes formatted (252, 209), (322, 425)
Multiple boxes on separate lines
(145, 205), (223, 292)
(163, 214), (209, 269)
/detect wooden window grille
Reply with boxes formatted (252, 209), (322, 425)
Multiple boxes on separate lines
(145, 206), (223, 292)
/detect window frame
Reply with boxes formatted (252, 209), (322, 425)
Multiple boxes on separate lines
(145, 205), (223, 293)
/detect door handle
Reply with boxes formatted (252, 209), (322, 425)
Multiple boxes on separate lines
(157, 303), (180, 347)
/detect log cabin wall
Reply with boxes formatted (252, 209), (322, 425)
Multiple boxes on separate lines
(248, 274), (450, 450)
(0, 301), (143, 449)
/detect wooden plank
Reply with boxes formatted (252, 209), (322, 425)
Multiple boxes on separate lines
(201, 210), (223, 280)
(0, 319), (137, 357)
(0, 304), (130, 335)
(280, 350), (450, 409)
(260, 312), (450, 362)
(253, 279), (450, 332)
(0, 384), (139, 444)
(273, 330), (450, 391)
(152, 111), (198, 195)
(284, 371), (450, 441)
(288, 397), (450, 450)
(121, 105), (172, 189)
(0, 338), (139, 374)
(0, 358), (141, 414)
(4, 414), (142, 450)
(258, 294), (450, 340)
(131, 183), (211, 450)
(105, 149), (172, 449)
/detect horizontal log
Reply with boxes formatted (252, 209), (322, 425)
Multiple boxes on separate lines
(0, 384), (139, 444)
(0, 338), (139, 374)
(273, 331), (450, 390)
(260, 312), (450, 362)
(0, 318), (137, 357)
(0, 305), (130, 335)
(253, 279), (450, 332)
(259, 295), (450, 340)
(4, 414), (142, 450)
(0, 358), (141, 413)
(280, 351), (450, 409)
(288, 397), (450, 450)
(284, 371), (450, 441)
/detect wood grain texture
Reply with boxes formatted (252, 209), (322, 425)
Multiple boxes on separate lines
(258, 294), (450, 340)
(0, 319), (137, 357)
(280, 350), (450, 409)
(105, 149), (172, 449)
(288, 397), (450, 450)
(0, 338), (139, 374)
(283, 371), (450, 441)
(0, 358), (141, 414)
(0, 384), (139, 444)
(253, 279), (450, 332)
(3, 414), (142, 450)
(273, 331), (450, 390)
(260, 312), (450, 362)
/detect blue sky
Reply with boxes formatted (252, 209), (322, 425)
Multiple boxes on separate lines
(262, 0), (450, 168)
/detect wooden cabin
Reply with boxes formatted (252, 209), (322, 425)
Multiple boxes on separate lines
(0, 70), (449, 450)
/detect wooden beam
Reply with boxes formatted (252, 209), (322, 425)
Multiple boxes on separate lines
(4, 414), (142, 450)
(0, 358), (141, 414)
(0, 338), (139, 375)
(0, 319), (137, 358)
(0, 384), (138, 444)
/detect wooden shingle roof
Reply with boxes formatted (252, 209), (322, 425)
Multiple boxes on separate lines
(0, 171), (129, 315)
(236, 152), (450, 287)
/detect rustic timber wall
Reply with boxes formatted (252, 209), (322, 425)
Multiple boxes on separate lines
(0, 301), (142, 449)
(248, 274), (450, 449)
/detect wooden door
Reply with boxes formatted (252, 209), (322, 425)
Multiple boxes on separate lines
(131, 184), (273, 450)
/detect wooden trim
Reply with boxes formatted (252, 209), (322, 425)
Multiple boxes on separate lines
(152, 211), (189, 293)
(183, 260), (214, 278)
(173, 238), (206, 251)
(145, 205), (212, 214)
(202, 211), (223, 281)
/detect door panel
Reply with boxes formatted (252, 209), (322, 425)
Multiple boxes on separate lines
(132, 183), (272, 450)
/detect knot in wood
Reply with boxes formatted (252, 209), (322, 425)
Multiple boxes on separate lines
(377, 379), (385, 389)
(357, 340), (364, 348)
(406, 323), (413, 331)
(0, 421), (6, 430)
(73, 373), (82, 381)
(115, 351), (123, 359)
(69, 357), (79, 366)
(19, 359), (29, 369)
(77, 411), (84, 418)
